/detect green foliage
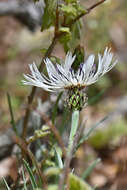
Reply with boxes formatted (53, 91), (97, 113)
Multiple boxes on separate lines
(41, 0), (86, 52)
(59, 27), (71, 35)
(44, 171), (93, 190)
(2, 1), (121, 190)
(68, 110), (79, 151)
(77, 116), (109, 148)
(88, 89), (105, 105)
(23, 159), (38, 189)
(48, 185), (58, 190)
(59, 20), (82, 52)
(72, 21), (82, 49)
(60, 3), (86, 22)
(7, 93), (17, 134)
(59, 26), (73, 51)
(89, 119), (127, 148)
(69, 173), (93, 190)
(28, 125), (51, 143)
(82, 158), (101, 180)
(59, 1), (86, 52)
(54, 147), (63, 169)
(41, 0), (57, 31)
(72, 45), (84, 72)
(10, 95), (21, 109)
(3, 178), (11, 190)
(65, 0), (77, 3)
(44, 167), (61, 178)
(22, 168), (27, 190)
(59, 31), (71, 52)
(61, 4), (77, 18)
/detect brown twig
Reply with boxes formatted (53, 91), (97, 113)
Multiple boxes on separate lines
(22, 36), (58, 140)
(87, 0), (107, 13)
(55, 1), (59, 36)
(68, 0), (107, 27)
(38, 111), (66, 157)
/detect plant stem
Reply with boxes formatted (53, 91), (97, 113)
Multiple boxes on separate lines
(87, 0), (107, 13)
(22, 36), (58, 139)
(7, 92), (17, 134)
(68, 111), (79, 151)
(58, 111), (79, 190)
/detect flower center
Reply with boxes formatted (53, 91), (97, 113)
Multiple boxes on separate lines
(65, 84), (86, 90)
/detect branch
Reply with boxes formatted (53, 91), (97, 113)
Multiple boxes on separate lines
(69, 0), (107, 26)
(87, 0), (107, 13)
(22, 36), (58, 139)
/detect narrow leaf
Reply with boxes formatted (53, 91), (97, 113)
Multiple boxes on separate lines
(23, 159), (38, 189)
(78, 115), (109, 148)
(82, 158), (101, 180)
(22, 168), (27, 190)
(3, 178), (11, 190)
(88, 90), (104, 105)
(7, 92), (17, 134)
(55, 148), (63, 169)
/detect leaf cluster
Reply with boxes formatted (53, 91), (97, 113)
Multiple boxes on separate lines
(41, 0), (87, 52)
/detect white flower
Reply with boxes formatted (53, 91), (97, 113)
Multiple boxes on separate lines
(22, 48), (117, 92)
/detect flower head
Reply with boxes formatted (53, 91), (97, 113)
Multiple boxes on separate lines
(22, 47), (117, 93)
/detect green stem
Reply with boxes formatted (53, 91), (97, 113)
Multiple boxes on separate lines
(58, 110), (79, 190)
(7, 92), (17, 135)
(68, 110), (79, 152)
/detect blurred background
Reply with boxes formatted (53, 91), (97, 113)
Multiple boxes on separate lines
(0, 0), (127, 189)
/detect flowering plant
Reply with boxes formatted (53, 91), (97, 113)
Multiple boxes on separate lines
(3, 0), (118, 190)
(23, 48), (117, 110)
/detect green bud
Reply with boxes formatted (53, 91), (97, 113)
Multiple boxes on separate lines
(66, 87), (87, 111)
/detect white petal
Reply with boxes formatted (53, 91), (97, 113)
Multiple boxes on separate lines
(44, 58), (59, 81)
(82, 54), (95, 82)
(88, 48), (117, 84)
(64, 52), (76, 72)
